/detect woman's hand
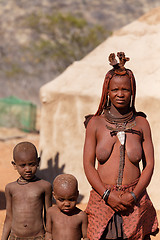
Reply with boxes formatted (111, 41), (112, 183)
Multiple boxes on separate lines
(119, 192), (135, 207)
(107, 191), (129, 212)
(107, 191), (135, 212)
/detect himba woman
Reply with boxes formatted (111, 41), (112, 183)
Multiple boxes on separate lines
(83, 52), (159, 240)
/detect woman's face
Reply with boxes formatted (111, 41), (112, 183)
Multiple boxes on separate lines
(108, 75), (132, 110)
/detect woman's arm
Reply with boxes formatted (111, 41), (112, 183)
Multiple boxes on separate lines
(132, 117), (154, 199)
(83, 117), (106, 196)
(1, 184), (12, 240)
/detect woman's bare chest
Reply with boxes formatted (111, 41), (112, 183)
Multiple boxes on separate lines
(96, 124), (143, 163)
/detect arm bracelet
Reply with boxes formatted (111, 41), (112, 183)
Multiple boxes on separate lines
(130, 191), (137, 202)
(102, 189), (110, 203)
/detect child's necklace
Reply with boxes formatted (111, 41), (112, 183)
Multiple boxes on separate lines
(17, 176), (38, 185)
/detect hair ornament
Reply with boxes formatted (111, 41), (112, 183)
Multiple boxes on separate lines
(109, 52), (130, 75)
(84, 51), (136, 123)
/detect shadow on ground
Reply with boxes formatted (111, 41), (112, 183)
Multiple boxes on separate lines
(0, 192), (6, 210)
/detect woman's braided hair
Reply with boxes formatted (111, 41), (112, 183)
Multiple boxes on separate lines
(84, 52), (136, 128)
(95, 52), (136, 116)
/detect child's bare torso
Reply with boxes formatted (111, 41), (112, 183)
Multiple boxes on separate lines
(49, 206), (85, 240)
(8, 179), (47, 237)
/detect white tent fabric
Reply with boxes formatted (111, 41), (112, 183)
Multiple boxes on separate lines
(39, 7), (160, 208)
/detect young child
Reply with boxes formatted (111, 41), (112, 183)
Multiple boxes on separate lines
(45, 174), (89, 240)
(1, 141), (52, 240)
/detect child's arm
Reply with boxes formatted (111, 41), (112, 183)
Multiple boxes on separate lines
(45, 208), (53, 240)
(81, 211), (89, 240)
(44, 183), (52, 226)
(1, 184), (12, 240)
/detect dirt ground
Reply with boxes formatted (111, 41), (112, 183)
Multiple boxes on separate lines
(0, 127), (159, 239)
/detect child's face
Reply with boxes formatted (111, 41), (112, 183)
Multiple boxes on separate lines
(53, 186), (78, 214)
(12, 152), (38, 181)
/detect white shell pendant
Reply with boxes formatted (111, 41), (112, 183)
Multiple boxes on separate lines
(117, 131), (125, 145)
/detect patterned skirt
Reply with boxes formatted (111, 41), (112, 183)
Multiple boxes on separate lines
(85, 180), (159, 240)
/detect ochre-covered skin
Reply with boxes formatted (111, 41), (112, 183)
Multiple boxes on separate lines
(1, 142), (52, 240)
(83, 52), (159, 239)
(45, 174), (89, 240)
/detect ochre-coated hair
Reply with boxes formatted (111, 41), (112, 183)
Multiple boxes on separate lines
(95, 68), (136, 116)
(53, 174), (78, 193)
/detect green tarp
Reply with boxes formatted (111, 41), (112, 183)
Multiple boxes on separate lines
(0, 96), (36, 132)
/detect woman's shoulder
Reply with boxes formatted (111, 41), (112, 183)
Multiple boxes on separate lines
(135, 111), (147, 119)
(135, 111), (151, 130)
(135, 111), (148, 122)
(84, 114), (103, 129)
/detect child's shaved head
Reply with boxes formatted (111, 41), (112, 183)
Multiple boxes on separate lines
(53, 174), (78, 193)
(13, 141), (38, 162)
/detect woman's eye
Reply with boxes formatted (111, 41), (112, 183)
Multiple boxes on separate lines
(111, 89), (118, 92)
(122, 88), (130, 92)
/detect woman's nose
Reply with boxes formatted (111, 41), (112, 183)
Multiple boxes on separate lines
(117, 90), (124, 97)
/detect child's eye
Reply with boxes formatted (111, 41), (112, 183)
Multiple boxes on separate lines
(58, 198), (64, 202)
(29, 163), (36, 166)
(69, 198), (76, 202)
(20, 164), (26, 168)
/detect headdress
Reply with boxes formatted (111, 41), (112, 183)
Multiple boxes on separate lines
(109, 52), (129, 75)
(95, 52), (136, 116)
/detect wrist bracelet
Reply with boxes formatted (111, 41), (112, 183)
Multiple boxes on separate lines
(130, 191), (137, 202)
(102, 189), (110, 203)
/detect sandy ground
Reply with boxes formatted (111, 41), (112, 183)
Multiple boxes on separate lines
(0, 127), (159, 239)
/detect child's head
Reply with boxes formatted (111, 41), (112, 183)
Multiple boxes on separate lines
(53, 174), (79, 214)
(12, 141), (39, 181)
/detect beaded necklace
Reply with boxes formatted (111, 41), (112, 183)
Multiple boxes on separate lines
(17, 176), (38, 185)
(104, 109), (136, 134)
